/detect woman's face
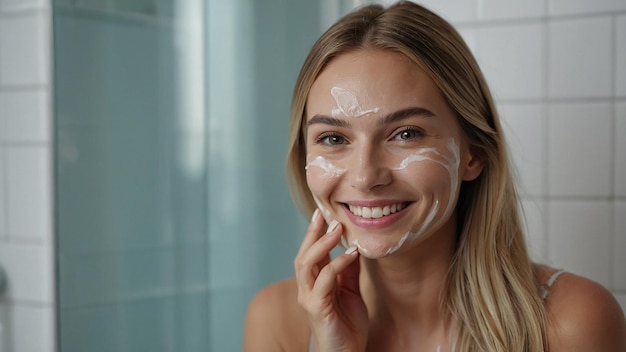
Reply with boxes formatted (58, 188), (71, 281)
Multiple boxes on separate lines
(304, 50), (482, 259)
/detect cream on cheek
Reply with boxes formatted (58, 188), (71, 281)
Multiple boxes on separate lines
(306, 157), (353, 248)
(385, 138), (461, 255)
(305, 154), (345, 178)
(305, 153), (344, 221)
(330, 86), (380, 118)
(345, 139), (460, 257)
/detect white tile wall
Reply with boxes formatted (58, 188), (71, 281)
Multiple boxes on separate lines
(476, 23), (544, 101)
(0, 0), (48, 12)
(416, 0), (478, 23)
(548, 201), (612, 287)
(521, 199), (547, 262)
(499, 103), (545, 197)
(479, 0), (545, 20)
(446, 0), (625, 315)
(548, 17), (612, 99)
(548, 102), (612, 197)
(0, 91), (50, 142)
(550, 0), (626, 16)
(617, 294), (626, 316)
(0, 243), (53, 303)
(0, 13), (50, 86)
(617, 102), (626, 197)
(615, 201), (626, 291)
(617, 16), (626, 97)
(0, 148), (5, 239)
(0, 0), (56, 351)
(6, 146), (52, 242)
(10, 304), (55, 352)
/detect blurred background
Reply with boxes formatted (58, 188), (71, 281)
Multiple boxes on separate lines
(0, 0), (624, 351)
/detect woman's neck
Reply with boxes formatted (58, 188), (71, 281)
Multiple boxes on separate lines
(359, 220), (457, 345)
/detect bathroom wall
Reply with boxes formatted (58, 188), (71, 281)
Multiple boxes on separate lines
(396, 0), (626, 310)
(0, 0), (56, 351)
(0, 0), (624, 351)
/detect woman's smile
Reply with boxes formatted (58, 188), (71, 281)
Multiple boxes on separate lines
(341, 200), (413, 229)
(345, 201), (410, 219)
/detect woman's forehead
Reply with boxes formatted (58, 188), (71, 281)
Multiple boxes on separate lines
(305, 51), (450, 124)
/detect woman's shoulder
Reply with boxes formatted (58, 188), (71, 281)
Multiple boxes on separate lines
(538, 266), (626, 351)
(243, 277), (310, 352)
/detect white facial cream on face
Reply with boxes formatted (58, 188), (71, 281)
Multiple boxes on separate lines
(306, 154), (346, 178)
(313, 195), (350, 249)
(351, 239), (369, 254)
(330, 86), (379, 118)
(384, 138), (461, 254)
(385, 232), (410, 255)
(308, 160), (342, 242)
(312, 195), (332, 223)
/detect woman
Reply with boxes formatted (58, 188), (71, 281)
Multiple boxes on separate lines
(244, 2), (626, 351)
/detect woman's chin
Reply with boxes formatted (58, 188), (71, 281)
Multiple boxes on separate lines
(342, 231), (410, 259)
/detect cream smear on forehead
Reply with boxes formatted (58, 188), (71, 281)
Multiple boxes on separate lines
(384, 138), (461, 255)
(330, 86), (379, 118)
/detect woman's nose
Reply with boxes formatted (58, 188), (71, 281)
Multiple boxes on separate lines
(347, 145), (392, 192)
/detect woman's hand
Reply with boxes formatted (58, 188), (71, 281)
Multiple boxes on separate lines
(294, 209), (369, 352)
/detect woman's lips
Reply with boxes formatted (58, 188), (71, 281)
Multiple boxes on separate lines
(342, 202), (412, 229)
(347, 202), (408, 218)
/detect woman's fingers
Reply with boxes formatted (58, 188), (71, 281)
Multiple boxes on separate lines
(311, 246), (359, 298)
(294, 217), (342, 298)
(337, 248), (361, 295)
(296, 209), (325, 258)
(295, 215), (341, 288)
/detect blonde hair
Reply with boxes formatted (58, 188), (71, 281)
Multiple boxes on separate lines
(286, 2), (546, 351)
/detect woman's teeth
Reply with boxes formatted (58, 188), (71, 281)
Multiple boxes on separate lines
(348, 203), (406, 219)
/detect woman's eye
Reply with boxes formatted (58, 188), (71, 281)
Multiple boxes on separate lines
(316, 133), (347, 145)
(393, 127), (423, 141)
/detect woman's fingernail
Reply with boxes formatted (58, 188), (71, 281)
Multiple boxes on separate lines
(311, 209), (320, 223)
(326, 220), (339, 234)
(344, 246), (358, 255)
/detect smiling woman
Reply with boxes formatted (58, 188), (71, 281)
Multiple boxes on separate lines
(304, 50), (473, 259)
(243, 2), (626, 352)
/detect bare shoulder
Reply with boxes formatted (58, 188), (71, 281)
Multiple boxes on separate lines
(243, 277), (310, 352)
(544, 270), (626, 351)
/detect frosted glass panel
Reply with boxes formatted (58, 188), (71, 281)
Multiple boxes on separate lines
(205, 0), (321, 349)
(54, 0), (323, 350)
(53, 1), (209, 351)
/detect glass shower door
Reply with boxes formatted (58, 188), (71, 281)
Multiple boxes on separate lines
(54, 0), (325, 350)
(53, 1), (209, 351)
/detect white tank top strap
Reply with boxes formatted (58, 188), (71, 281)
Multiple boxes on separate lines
(541, 269), (566, 299)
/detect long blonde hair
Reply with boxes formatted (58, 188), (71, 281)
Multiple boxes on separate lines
(286, 2), (546, 351)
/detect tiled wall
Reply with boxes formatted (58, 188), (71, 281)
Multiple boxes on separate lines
(0, 0), (56, 351)
(0, 0), (624, 350)
(409, 0), (626, 311)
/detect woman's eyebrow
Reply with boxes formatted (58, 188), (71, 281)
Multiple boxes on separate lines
(377, 107), (436, 126)
(307, 115), (352, 128)
(307, 107), (435, 128)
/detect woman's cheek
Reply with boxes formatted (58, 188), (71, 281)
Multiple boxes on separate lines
(305, 155), (344, 221)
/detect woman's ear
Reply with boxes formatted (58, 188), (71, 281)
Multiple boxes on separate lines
(462, 146), (484, 181)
